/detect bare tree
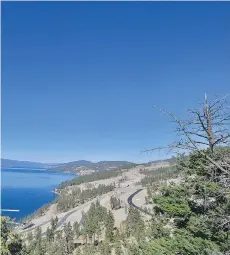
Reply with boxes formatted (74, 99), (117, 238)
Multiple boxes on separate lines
(146, 94), (230, 175)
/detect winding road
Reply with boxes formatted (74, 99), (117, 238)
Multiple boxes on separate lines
(21, 188), (153, 235)
(21, 192), (111, 234)
(127, 189), (154, 217)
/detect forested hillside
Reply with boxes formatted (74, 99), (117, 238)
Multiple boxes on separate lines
(2, 147), (229, 255)
(49, 161), (137, 173)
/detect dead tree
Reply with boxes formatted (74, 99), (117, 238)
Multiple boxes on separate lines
(146, 94), (230, 175)
(145, 94), (230, 232)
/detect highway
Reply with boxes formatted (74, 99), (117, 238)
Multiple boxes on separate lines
(21, 206), (84, 234)
(21, 192), (111, 234)
(127, 189), (154, 217)
(21, 188), (153, 234)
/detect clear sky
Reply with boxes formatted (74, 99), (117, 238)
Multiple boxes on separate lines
(1, 2), (230, 163)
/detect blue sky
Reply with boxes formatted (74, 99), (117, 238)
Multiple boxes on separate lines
(2, 2), (230, 163)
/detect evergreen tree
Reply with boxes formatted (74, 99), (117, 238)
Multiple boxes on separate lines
(63, 222), (74, 254)
(0, 217), (23, 255)
(51, 216), (58, 232)
(73, 221), (80, 238)
(33, 227), (45, 255)
(105, 211), (115, 242)
(126, 207), (144, 239)
(46, 226), (53, 243)
(110, 196), (121, 210)
(99, 242), (111, 255)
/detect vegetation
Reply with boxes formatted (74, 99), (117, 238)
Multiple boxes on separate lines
(1, 94), (229, 255)
(51, 160), (137, 174)
(140, 165), (181, 186)
(2, 146), (229, 254)
(1, 160), (136, 174)
(59, 170), (123, 189)
(1, 217), (24, 255)
(124, 207), (145, 240)
(110, 195), (122, 210)
(56, 184), (115, 212)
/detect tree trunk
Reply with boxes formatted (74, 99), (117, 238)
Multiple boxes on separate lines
(204, 93), (215, 153)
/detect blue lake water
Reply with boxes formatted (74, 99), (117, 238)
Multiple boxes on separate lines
(1, 168), (76, 221)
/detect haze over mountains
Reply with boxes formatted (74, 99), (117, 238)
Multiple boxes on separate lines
(1, 159), (47, 169)
(1, 158), (138, 174)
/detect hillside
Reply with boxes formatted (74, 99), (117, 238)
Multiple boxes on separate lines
(1, 159), (47, 169)
(1, 158), (174, 175)
(1, 158), (137, 174)
(49, 160), (137, 173)
(145, 157), (175, 166)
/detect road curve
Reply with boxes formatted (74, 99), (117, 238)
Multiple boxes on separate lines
(127, 189), (154, 217)
(21, 192), (112, 234)
(22, 189), (152, 234)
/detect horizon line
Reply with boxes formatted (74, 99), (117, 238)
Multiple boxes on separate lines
(1, 157), (172, 165)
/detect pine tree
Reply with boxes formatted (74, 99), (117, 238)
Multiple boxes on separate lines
(51, 216), (58, 232)
(73, 221), (80, 238)
(110, 196), (121, 210)
(46, 226), (54, 243)
(63, 222), (74, 254)
(105, 210), (115, 242)
(34, 227), (42, 243)
(126, 207), (144, 239)
(33, 227), (45, 255)
(99, 242), (111, 255)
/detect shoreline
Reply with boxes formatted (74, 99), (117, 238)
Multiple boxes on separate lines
(2, 168), (76, 222)
(17, 161), (172, 234)
(51, 190), (60, 195)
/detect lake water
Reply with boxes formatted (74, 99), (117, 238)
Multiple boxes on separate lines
(1, 168), (76, 221)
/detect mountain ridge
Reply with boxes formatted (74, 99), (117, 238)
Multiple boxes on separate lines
(1, 158), (138, 174)
(1, 157), (173, 174)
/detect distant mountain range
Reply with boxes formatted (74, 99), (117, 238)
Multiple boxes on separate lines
(49, 160), (137, 173)
(1, 159), (137, 174)
(1, 159), (47, 169)
(1, 157), (174, 175)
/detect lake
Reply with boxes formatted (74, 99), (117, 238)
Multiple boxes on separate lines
(1, 168), (76, 221)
